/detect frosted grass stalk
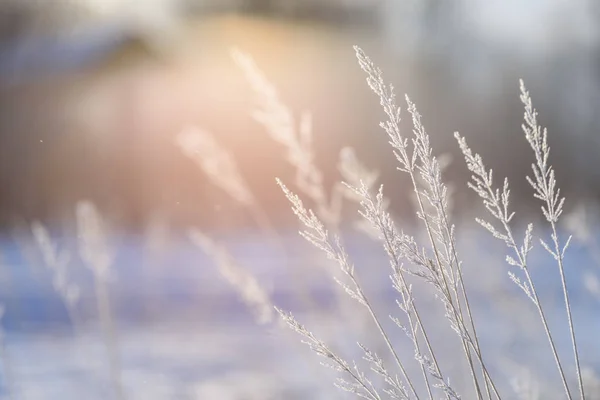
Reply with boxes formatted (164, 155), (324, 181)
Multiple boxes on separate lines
(519, 80), (584, 400)
(351, 182), (455, 400)
(277, 179), (419, 398)
(455, 132), (572, 399)
(354, 46), (494, 399)
(276, 309), (386, 400)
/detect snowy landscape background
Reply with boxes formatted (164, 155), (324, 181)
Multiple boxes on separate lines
(1, 220), (600, 399)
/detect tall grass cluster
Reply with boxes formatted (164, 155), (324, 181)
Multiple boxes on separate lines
(268, 47), (589, 399)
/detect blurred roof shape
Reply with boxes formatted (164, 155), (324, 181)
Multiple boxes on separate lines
(0, 0), (182, 83)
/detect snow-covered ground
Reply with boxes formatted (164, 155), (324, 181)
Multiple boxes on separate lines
(0, 226), (598, 399)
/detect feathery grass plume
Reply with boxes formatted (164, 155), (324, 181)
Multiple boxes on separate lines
(519, 80), (584, 400)
(176, 126), (321, 313)
(231, 48), (343, 229)
(232, 49), (386, 238)
(406, 96), (494, 399)
(31, 222), (81, 331)
(455, 114), (575, 398)
(407, 152), (455, 230)
(358, 342), (411, 399)
(189, 230), (273, 325)
(455, 81), (587, 399)
(354, 46), (494, 399)
(277, 178), (419, 398)
(76, 201), (124, 400)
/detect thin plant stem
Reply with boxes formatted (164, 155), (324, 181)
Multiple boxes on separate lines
(497, 183), (572, 400)
(519, 79), (582, 398)
(456, 132), (573, 399)
(359, 290), (420, 399)
(455, 266), (495, 399)
(279, 179), (419, 398)
(409, 173), (484, 400)
(550, 223), (585, 400)
(523, 266), (572, 399)
(440, 212), (496, 399)
(354, 45), (486, 399)
(505, 221), (571, 399)
(377, 215), (441, 400)
(95, 277), (125, 400)
(491, 188), (571, 400)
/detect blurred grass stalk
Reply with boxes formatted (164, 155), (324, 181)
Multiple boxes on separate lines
(31, 222), (82, 334)
(230, 48), (385, 353)
(76, 201), (125, 400)
(188, 230), (274, 324)
(175, 126), (320, 311)
(271, 46), (589, 400)
(0, 304), (15, 400)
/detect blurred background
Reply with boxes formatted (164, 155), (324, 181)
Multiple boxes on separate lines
(0, 0), (599, 231)
(1, 1), (600, 399)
